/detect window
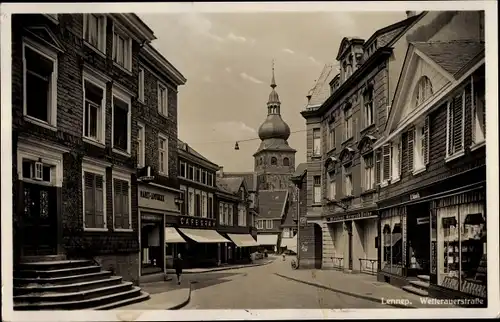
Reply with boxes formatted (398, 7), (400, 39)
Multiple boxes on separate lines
(375, 149), (382, 185)
(219, 203), (224, 224)
(188, 165), (194, 180)
(343, 165), (353, 196)
(188, 188), (194, 216)
(195, 191), (201, 217)
(271, 157), (277, 165)
(328, 123), (336, 150)
(158, 83), (168, 116)
(413, 117), (430, 173)
(257, 220), (264, 229)
(113, 176), (131, 230)
(158, 135), (168, 175)
(22, 160), (52, 183)
(138, 68), (145, 102)
(313, 176), (321, 203)
(179, 161), (186, 178)
(112, 89), (131, 154)
(472, 77), (486, 145)
(363, 88), (374, 128)
(414, 76), (433, 108)
(344, 106), (353, 140)
(195, 168), (200, 182)
(202, 192), (208, 218)
(327, 170), (336, 200)
(83, 14), (106, 53)
(180, 186), (187, 215)
(83, 166), (106, 230)
(266, 220), (273, 229)
(363, 154), (374, 191)
(207, 173), (213, 186)
(208, 194), (214, 218)
(446, 91), (465, 159)
(23, 41), (58, 127)
(313, 129), (321, 156)
(283, 157), (290, 166)
(83, 74), (106, 144)
(238, 205), (246, 226)
(112, 27), (132, 71)
(228, 205), (234, 226)
(136, 123), (145, 167)
(283, 228), (290, 238)
(202, 170), (207, 185)
(391, 140), (401, 182)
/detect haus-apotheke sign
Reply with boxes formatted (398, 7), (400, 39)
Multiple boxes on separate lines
(138, 184), (177, 211)
(178, 215), (216, 228)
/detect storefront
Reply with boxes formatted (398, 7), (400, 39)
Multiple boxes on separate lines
(225, 233), (259, 264)
(325, 211), (378, 273)
(138, 183), (180, 282)
(429, 187), (486, 302)
(174, 215), (229, 268)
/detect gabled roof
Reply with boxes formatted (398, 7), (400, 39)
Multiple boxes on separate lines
(281, 202), (296, 227)
(292, 163), (307, 178)
(364, 14), (422, 48)
(177, 139), (219, 167)
(384, 40), (485, 136)
(258, 190), (288, 219)
(223, 172), (257, 191)
(305, 64), (336, 109)
(412, 40), (485, 79)
(216, 177), (245, 195)
(336, 37), (365, 60)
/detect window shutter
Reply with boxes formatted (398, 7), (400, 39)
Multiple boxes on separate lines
(471, 78), (476, 144)
(382, 144), (391, 181)
(398, 141), (402, 174)
(122, 180), (129, 229)
(447, 102), (454, 155)
(452, 94), (463, 153)
(407, 128), (414, 171)
(423, 116), (430, 165)
(84, 172), (95, 228)
(95, 175), (104, 228)
(375, 150), (381, 184)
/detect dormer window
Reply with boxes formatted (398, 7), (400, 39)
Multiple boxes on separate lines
(414, 76), (433, 108)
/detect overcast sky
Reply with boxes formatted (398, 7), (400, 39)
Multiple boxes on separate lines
(138, 11), (407, 172)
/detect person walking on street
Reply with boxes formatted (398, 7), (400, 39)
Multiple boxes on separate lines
(173, 253), (183, 285)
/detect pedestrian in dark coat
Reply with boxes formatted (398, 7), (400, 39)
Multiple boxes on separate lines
(173, 253), (183, 285)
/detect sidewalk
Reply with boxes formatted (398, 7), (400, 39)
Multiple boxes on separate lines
(276, 265), (456, 308)
(115, 280), (191, 310)
(165, 257), (275, 274)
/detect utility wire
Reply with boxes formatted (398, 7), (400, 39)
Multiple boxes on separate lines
(188, 129), (307, 145)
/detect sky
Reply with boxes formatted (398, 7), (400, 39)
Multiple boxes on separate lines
(138, 11), (407, 172)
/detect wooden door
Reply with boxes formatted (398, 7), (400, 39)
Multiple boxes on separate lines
(22, 182), (58, 256)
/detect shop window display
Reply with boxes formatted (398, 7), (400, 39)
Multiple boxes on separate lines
(380, 209), (404, 275)
(436, 203), (486, 298)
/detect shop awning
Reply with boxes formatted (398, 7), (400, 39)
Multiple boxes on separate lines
(227, 234), (259, 247)
(257, 234), (278, 246)
(281, 235), (297, 251)
(179, 228), (230, 243)
(165, 227), (187, 243)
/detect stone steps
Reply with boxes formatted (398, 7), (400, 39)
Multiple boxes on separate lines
(14, 276), (123, 295)
(403, 274), (430, 297)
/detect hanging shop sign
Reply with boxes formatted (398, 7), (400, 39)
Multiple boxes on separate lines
(178, 215), (216, 228)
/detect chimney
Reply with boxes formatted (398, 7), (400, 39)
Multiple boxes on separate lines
(217, 166), (224, 178)
(406, 11), (417, 18)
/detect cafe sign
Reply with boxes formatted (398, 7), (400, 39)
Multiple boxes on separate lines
(178, 215), (216, 228)
(328, 211), (376, 223)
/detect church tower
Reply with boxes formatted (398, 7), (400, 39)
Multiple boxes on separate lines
(254, 61), (296, 191)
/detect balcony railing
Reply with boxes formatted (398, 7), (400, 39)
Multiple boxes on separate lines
(359, 258), (378, 275)
(330, 256), (343, 270)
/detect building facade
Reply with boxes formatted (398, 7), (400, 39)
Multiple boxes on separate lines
(300, 14), (421, 274)
(173, 140), (227, 268)
(215, 176), (259, 264)
(135, 44), (186, 282)
(374, 12), (486, 303)
(12, 13), (158, 285)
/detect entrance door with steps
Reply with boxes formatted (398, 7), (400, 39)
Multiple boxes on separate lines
(403, 274), (430, 297)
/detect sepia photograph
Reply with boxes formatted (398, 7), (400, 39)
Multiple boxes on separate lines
(1, 1), (498, 321)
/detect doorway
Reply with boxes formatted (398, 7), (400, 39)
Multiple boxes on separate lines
(407, 203), (431, 277)
(21, 182), (58, 256)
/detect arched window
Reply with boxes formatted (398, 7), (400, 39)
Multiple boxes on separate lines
(259, 157), (263, 165)
(271, 157), (277, 165)
(283, 157), (290, 166)
(414, 76), (433, 108)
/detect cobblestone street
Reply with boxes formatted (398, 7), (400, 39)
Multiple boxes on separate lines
(181, 257), (444, 309)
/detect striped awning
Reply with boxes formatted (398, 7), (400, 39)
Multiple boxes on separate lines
(257, 234), (278, 246)
(179, 228), (230, 243)
(165, 227), (186, 243)
(227, 234), (259, 247)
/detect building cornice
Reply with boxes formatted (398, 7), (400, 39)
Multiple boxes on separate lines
(178, 150), (219, 172)
(141, 44), (187, 86)
(115, 13), (156, 43)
